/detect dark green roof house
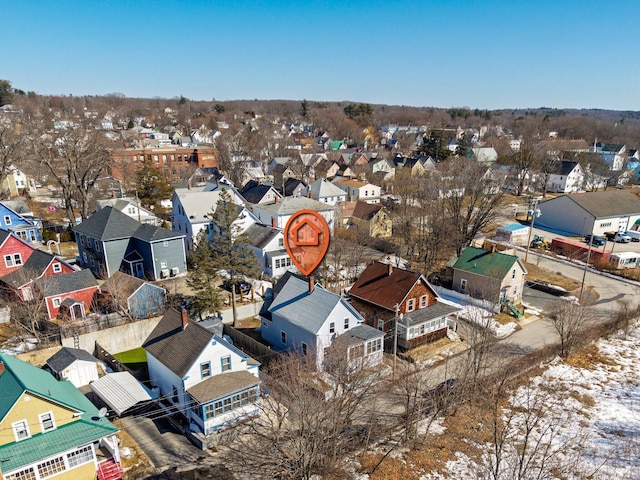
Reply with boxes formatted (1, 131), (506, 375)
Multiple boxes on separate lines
(0, 352), (122, 480)
(451, 246), (527, 305)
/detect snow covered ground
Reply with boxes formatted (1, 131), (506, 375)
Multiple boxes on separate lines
(421, 322), (640, 480)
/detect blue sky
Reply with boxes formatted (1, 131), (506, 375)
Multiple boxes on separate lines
(3, 0), (639, 110)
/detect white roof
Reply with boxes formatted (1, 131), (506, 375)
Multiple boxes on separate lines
(173, 185), (244, 224)
(90, 371), (152, 416)
(610, 251), (640, 260)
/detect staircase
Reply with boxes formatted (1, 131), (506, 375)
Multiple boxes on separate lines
(97, 459), (123, 480)
(502, 301), (524, 319)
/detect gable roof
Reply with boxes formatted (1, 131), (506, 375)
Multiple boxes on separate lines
(187, 370), (260, 404)
(244, 223), (281, 249)
(173, 185), (245, 225)
(0, 250), (64, 289)
(550, 160), (580, 175)
(73, 206), (141, 240)
(46, 347), (100, 372)
(253, 196), (335, 215)
(132, 223), (183, 242)
(349, 262), (434, 311)
(268, 274), (362, 334)
(36, 269), (98, 297)
(143, 308), (214, 377)
(541, 189), (640, 218)
(101, 270), (158, 298)
(452, 246), (522, 279)
(241, 183), (279, 204)
(305, 178), (346, 199)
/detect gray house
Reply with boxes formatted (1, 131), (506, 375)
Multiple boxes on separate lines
(74, 206), (186, 281)
(100, 271), (166, 319)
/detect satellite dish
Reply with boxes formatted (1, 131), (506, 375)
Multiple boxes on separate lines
(98, 407), (108, 418)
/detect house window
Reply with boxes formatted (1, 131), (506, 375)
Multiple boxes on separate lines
(420, 295), (427, 308)
(460, 279), (467, 292)
(12, 420), (30, 441)
(344, 317), (349, 329)
(95, 240), (101, 252)
(407, 298), (415, 312)
(52, 297), (61, 308)
(162, 154), (167, 163)
(161, 261), (167, 269)
(163, 240), (169, 247)
(281, 331), (287, 344)
(279, 238), (284, 247)
(200, 362), (211, 379)
(39, 412), (55, 432)
(52, 263), (62, 273)
(133, 155), (138, 163)
(377, 319), (384, 331)
(153, 155), (159, 163)
(128, 206), (136, 215)
(67, 445), (94, 468)
(366, 338), (382, 354)
(512, 269), (516, 279)
(302, 342), (308, 356)
(4, 215), (11, 225)
(172, 386), (178, 403)
(37, 456), (66, 478)
(221, 355), (231, 372)
(329, 322), (335, 334)
(80, 235), (85, 245)
(5, 466), (36, 480)
(4, 254), (22, 267)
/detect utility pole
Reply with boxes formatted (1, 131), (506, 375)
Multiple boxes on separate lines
(579, 236), (595, 303)
(392, 304), (399, 381)
(524, 198), (541, 263)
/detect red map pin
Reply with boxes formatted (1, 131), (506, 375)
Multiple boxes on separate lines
(284, 209), (330, 276)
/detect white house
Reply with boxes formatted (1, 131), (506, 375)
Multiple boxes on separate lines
(260, 273), (384, 369)
(244, 223), (297, 278)
(546, 161), (584, 193)
(303, 179), (347, 206)
(45, 347), (102, 387)
(143, 308), (261, 439)
(171, 183), (250, 250)
(251, 196), (337, 233)
(332, 179), (382, 204)
(96, 197), (161, 226)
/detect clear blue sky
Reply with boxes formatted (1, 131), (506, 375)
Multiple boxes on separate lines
(3, 0), (639, 110)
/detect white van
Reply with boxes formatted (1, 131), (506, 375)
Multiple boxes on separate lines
(623, 230), (640, 242)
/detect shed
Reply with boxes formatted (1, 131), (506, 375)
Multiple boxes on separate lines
(90, 371), (153, 416)
(100, 271), (166, 319)
(46, 347), (101, 387)
(495, 223), (530, 246)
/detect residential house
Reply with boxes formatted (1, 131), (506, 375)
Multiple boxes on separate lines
(369, 157), (395, 182)
(244, 223), (296, 278)
(273, 164), (298, 191)
(240, 181), (282, 205)
(251, 196), (337, 233)
(46, 347), (102, 388)
(0, 201), (41, 243)
(96, 198), (160, 226)
(0, 230), (41, 279)
(99, 271), (166, 319)
(260, 273), (384, 369)
(546, 160), (584, 193)
(451, 245), (527, 306)
(143, 309), (261, 440)
(35, 269), (99, 321)
(348, 262), (459, 351)
(0, 249), (75, 301)
(303, 179), (347, 206)
(0, 352), (121, 480)
(171, 183), (249, 250)
(1, 165), (32, 197)
(536, 189), (640, 236)
(471, 146), (498, 164)
(332, 179), (381, 204)
(74, 206), (187, 280)
(312, 159), (341, 180)
(339, 201), (392, 238)
(597, 143), (625, 171)
(283, 177), (306, 197)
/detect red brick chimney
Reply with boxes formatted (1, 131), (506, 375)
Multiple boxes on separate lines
(271, 217), (277, 228)
(388, 263), (393, 276)
(309, 275), (315, 293)
(309, 192), (313, 199)
(181, 308), (188, 331)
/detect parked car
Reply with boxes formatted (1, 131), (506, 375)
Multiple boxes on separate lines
(615, 232), (632, 243)
(624, 230), (640, 242)
(584, 234), (606, 246)
(223, 279), (252, 294)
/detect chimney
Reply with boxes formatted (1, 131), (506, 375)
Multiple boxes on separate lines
(309, 275), (315, 293)
(0, 360), (4, 376)
(309, 192), (313, 199)
(271, 217), (277, 228)
(388, 263), (393, 276)
(274, 196), (278, 203)
(181, 308), (188, 331)
(491, 243), (497, 254)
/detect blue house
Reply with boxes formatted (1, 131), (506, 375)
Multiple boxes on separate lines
(0, 201), (41, 243)
(100, 271), (166, 319)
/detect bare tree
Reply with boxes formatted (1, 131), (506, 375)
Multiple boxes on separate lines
(0, 118), (27, 198)
(548, 291), (596, 358)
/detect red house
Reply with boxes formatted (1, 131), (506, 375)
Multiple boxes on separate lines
(35, 269), (99, 320)
(0, 230), (37, 278)
(0, 249), (75, 300)
(348, 262), (459, 351)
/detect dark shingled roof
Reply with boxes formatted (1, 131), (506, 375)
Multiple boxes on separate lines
(133, 222), (183, 242)
(36, 269), (97, 296)
(73, 206), (141, 240)
(101, 271), (146, 298)
(240, 183), (275, 204)
(402, 302), (461, 327)
(0, 250), (58, 288)
(143, 308), (214, 377)
(46, 347), (99, 372)
(541, 189), (640, 218)
(349, 262), (430, 312)
(244, 223), (280, 249)
(550, 160), (579, 175)
(187, 370), (260, 404)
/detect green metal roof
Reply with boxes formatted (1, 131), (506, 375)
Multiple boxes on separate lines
(452, 246), (519, 279)
(0, 353), (118, 473)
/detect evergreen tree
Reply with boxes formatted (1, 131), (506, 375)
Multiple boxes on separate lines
(210, 189), (260, 326)
(0, 80), (14, 107)
(186, 231), (221, 319)
(136, 161), (173, 210)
